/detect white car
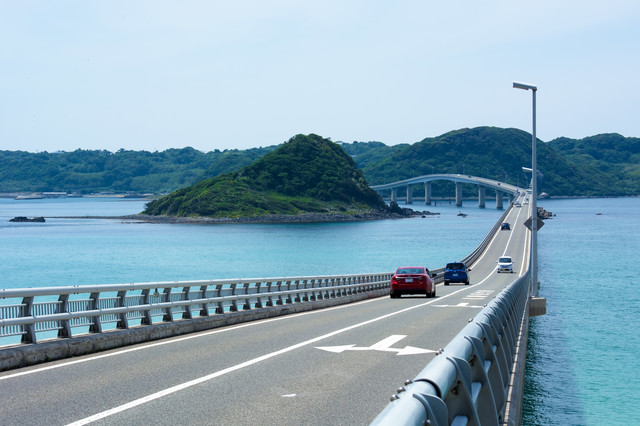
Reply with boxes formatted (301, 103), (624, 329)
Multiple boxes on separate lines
(497, 256), (513, 273)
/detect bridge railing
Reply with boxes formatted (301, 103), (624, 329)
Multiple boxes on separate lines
(0, 273), (391, 345)
(371, 269), (530, 426)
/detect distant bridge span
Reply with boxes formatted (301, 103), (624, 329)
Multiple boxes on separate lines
(371, 173), (523, 209)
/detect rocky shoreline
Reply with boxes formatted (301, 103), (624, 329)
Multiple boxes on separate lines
(129, 209), (439, 224)
(53, 205), (441, 224)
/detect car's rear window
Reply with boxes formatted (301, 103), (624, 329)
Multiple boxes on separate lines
(396, 267), (425, 274)
(446, 263), (465, 270)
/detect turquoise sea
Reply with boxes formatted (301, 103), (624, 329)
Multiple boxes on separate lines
(1, 196), (638, 424)
(522, 198), (640, 425)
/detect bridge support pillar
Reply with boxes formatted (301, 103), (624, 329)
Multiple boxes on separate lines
(455, 182), (463, 207)
(424, 182), (432, 205)
(406, 185), (413, 204)
(496, 191), (504, 209)
(391, 188), (397, 203)
(478, 186), (486, 208)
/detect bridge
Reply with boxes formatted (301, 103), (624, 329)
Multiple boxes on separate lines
(371, 174), (522, 209)
(0, 190), (543, 425)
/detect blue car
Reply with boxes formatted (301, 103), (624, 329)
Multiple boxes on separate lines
(444, 262), (470, 285)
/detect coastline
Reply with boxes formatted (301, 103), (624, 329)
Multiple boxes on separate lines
(50, 211), (409, 224)
(48, 204), (445, 224)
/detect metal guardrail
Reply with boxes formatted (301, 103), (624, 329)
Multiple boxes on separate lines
(371, 270), (530, 425)
(0, 274), (392, 345)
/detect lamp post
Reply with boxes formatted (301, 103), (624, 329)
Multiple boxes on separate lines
(513, 81), (538, 296)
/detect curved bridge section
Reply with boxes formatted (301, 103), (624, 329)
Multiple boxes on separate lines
(371, 174), (522, 209)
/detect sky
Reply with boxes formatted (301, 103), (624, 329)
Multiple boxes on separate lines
(2, 1), (639, 153)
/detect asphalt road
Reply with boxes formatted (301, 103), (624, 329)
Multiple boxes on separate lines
(0, 202), (530, 426)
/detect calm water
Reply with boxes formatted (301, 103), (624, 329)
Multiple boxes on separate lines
(1, 196), (638, 423)
(523, 198), (640, 425)
(0, 197), (502, 287)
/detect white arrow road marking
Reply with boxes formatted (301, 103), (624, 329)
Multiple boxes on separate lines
(370, 335), (407, 349)
(315, 335), (435, 356)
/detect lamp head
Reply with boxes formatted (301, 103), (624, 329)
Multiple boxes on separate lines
(513, 81), (537, 91)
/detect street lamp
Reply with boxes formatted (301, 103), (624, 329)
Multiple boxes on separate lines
(513, 81), (538, 297)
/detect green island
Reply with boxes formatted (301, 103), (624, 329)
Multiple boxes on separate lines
(142, 134), (396, 221)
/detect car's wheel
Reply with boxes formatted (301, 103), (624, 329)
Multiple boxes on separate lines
(431, 288), (436, 297)
(444, 281), (449, 286)
(465, 281), (469, 285)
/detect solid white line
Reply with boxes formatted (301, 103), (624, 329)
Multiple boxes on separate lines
(66, 287), (473, 425)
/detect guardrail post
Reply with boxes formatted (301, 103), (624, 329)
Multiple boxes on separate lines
(141, 289), (153, 325)
(464, 335), (500, 425)
(162, 288), (174, 322)
(89, 292), (104, 333)
(199, 285), (210, 315)
(293, 280), (301, 302)
(275, 281), (285, 305)
(117, 290), (130, 329)
(215, 284), (225, 314)
(21, 296), (37, 344)
(242, 283), (252, 310)
(255, 282), (265, 308)
(473, 323), (506, 414)
(486, 311), (514, 374)
(444, 356), (483, 426)
(476, 320), (509, 392)
(230, 284), (239, 312)
(58, 293), (72, 338)
(264, 281), (274, 307)
(285, 281), (293, 304)
(319, 278), (329, 299)
(412, 392), (449, 426)
(182, 286), (193, 319)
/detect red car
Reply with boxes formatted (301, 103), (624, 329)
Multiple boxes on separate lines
(390, 266), (436, 298)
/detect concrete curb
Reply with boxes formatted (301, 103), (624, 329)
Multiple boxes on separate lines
(0, 288), (389, 372)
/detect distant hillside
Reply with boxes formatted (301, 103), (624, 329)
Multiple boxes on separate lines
(1, 127), (639, 197)
(341, 127), (640, 197)
(548, 133), (640, 195)
(143, 134), (387, 218)
(0, 146), (277, 194)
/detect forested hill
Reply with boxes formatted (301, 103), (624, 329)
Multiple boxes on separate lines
(341, 127), (640, 197)
(0, 146), (277, 194)
(143, 134), (387, 218)
(1, 127), (639, 197)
